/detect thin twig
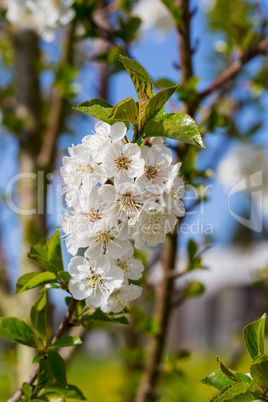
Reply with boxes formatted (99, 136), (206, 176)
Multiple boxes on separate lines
(199, 36), (268, 98)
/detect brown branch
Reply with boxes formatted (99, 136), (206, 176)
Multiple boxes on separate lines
(37, 23), (75, 170)
(135, 232), (178, 402)
(199, 36), (268, 98)
(8, 298), (78, 402)
(135, 3), (194, 401)
(176, 0), (193, 85)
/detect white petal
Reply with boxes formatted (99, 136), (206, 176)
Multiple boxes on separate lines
(110, 122), (127, 141)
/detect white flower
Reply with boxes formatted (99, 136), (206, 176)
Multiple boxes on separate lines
(101, 284), (142, 313)
(160, 163), (185, 217)
(102, 142), (145, 182)
(144, 137), (165, 147)
(113, 243), (144, 280)
(61, 143), (107, 197)
(132, 202), (177, 249)
(98, 178), (149, 224)
(136, 144), (173, 194)
(62, 187), (105, 256)
(84, 218), (132, 260)
(65, 186), (81, 209)
(6, 0), (75, 42)
(82, 121), (127, 163)
(68, 255), (124, 308)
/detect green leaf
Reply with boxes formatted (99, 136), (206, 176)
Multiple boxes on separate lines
(201, 370), (236, 390)
(15, 272), (57, 294)
(250, 355), (268, 390)
(46, 230), (64, 274)
(154, 78), (176, 88)
(27, 230), (64, 276)
(58, 271), (71, 282)
(108, 97), (138, 125)
(143, 112), (205, 148)
(188, 239), (198, 259)
(217, 358), (240, 382)
(30, 293), (47, 339)
(35, 357), (54, 394)
(85, 309), (129, 325)
(161, 0), (182, 24)
(182, 280), (205, 298)
(74, 98), (113, 123)
(243, 314), (266, 360)
(28, 244), (48, 270)
(50, 336), (82, 349)
(16, 272), (40, 294)
(42, 384), (86, 400)
(47, 350), (67, 386)
(116, 54), (153, 116)
(141, 84), (180, 128)
(210, 382), (257, 402)
(22, 382), (32, 402)
(0, 317), (36, 347)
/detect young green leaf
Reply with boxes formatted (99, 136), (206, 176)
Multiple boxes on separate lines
(0, 317), (36, 347)
(50, 336), (82, 349)
(182, 280), (205, 298)
(30, 293), (47, 339)
(84, 309), (129, 325)
(46, 229), (64, 274)
(250, 355), (268, 390)
(22, 382), (32, 402)
(47, 350), (67, 386)
(58, 271), (71, 282)
(243, 313), (266, 360)
(140, 84), (180, 128)
(16, 272), (41, 294)
(35, 357), (54, 394)
(143, 112), (205, 148)
(41, 383), (86, 400)
(74, 98), (113, 122)
(28, 244), (48, 270)
(216, 358), (240, 383)
(210, 382), (258, 402)
(15, 272), (57, 294)
(154, 78), (176, 88)
(108, 97), (138, 126)
(116, 54), (153, 116)
(201, 370), (236, 390)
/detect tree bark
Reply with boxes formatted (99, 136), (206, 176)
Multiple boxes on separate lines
(135, 2), (194, 400)
(135, 233), (178, 402)
(14, 30), (44, 386)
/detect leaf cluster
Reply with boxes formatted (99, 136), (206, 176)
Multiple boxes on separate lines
(74, 55), (205, 148)
(201, 314), (268, 401)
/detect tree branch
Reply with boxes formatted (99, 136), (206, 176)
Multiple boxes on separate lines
(199, 36), (268, 98)
(135, 2), (194, 400)
(135, 232), (178, 402)
(8, 298), (78, 402)
(37, 23), (75, 170)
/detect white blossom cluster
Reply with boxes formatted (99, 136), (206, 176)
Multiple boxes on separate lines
(6, 0), (75, 41)
(61, 121), (185, 313)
